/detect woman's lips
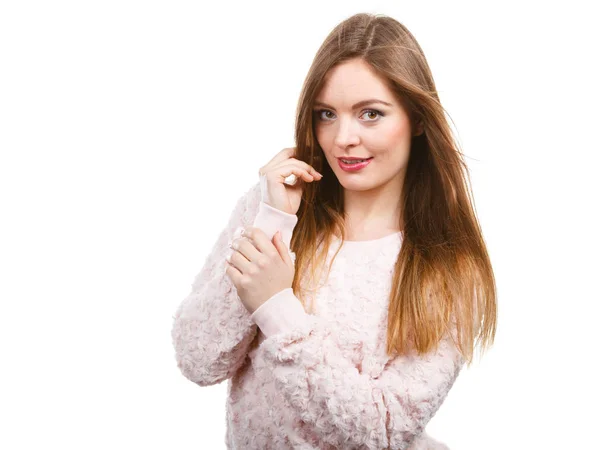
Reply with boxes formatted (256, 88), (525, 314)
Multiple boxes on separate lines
(338, 157), (373, 171)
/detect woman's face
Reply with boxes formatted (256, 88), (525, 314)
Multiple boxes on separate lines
(313, 58), (421, 192)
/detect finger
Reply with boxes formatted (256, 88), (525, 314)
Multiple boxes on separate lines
(225, 259), (242, 282)
(229, 238), (261, 269)
(227, 245), (254, 275)
(274, 157), (322, 178)
(270, 163), (319, 184)
(272, 231), (293, 268)
(241, 227), (280, 259)
(258, 147), (296, 176)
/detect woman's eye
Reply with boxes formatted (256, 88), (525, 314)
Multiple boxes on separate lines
(316, 110), (335, 120)
(362, 110), (384, 121)
(314, 109), (384, 122)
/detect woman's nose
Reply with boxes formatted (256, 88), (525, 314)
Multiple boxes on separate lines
(333, 119), (360, 148)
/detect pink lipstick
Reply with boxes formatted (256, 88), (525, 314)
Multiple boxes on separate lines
(338, 157), (373, 172)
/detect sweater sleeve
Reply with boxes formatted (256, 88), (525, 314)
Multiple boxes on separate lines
(251, 290), (465, 450)
(170, 181), (298, 386)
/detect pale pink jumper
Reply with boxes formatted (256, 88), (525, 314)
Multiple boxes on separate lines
(171, 181), (464, 449)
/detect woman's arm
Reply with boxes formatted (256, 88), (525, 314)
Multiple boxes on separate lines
(251, 291), (465, 450)
(170, 181), (299, 386)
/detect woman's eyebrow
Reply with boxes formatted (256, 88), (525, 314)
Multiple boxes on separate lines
(313, 99), (393, 110)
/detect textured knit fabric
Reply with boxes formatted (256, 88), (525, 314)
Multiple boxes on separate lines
(171, 180), (465, 450)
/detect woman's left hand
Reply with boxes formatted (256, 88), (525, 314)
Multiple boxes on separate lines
(225, 227), (295, 315)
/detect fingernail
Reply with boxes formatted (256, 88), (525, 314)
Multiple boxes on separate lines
(233, 226), (244, 239)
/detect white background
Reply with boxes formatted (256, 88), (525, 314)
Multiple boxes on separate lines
(1, 1), (598, 449)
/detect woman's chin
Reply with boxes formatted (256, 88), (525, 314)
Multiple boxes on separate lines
(338, 178), (375, 191)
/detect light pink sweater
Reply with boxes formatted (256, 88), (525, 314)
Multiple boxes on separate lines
(171, 181), (465, 449)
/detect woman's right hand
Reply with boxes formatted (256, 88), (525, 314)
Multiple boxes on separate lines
(258, 147), (323, 215)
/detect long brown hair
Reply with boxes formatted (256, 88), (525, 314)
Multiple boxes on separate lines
(289, 12), (497, 366)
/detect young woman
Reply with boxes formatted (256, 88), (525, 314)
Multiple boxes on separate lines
(171, 12), (497, 450)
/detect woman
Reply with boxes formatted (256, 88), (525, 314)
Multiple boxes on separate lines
(171, 12), (497, 449)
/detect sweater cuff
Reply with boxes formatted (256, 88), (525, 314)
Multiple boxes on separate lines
(252, 202), (298, 249)
(250, 288), (312, 338)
